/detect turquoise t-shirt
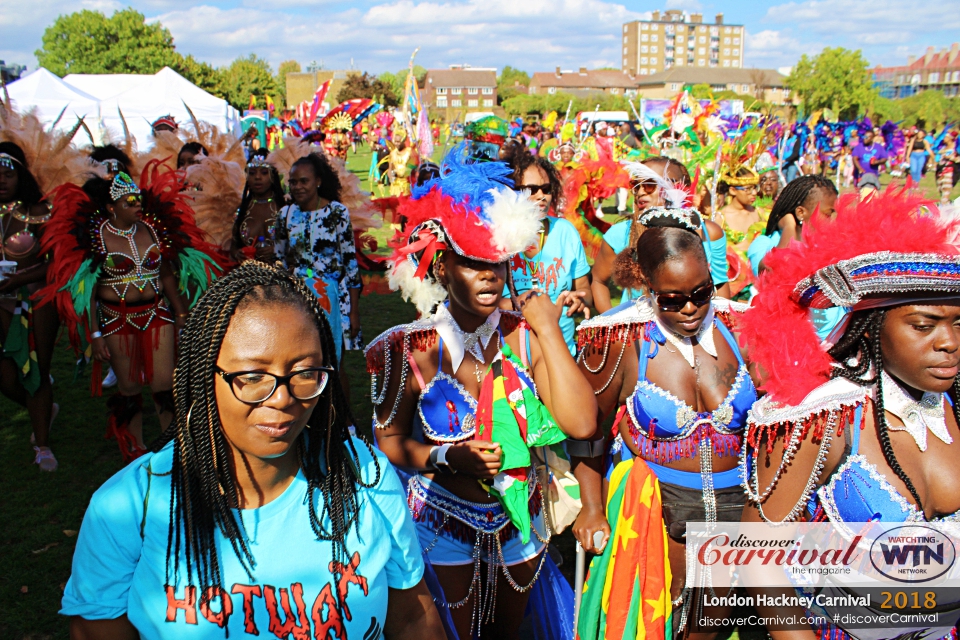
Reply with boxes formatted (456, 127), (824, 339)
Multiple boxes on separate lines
(602, 219), (729, 298)
(505, 216), (590, 354)
(61, 437), (423, 639)
(748, 232), (780, 276)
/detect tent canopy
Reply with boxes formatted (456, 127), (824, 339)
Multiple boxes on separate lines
(4, 68), (100, 133)
(6, 67), (240, 148)
(96, 67), (240, 147)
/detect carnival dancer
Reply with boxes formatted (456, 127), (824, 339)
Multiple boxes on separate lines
(62, 261), (446, 639)
(39, 162), (224, 461)
(0, 142), (59, 470)
(746, 174), (837, 277)
(574, 206), (758, 637)
(230, 149), (286, 262)
(274, 153), (361, 358)
(740, 188), (960, 640)
(500, 149), (591, 355)
(369, 148), (596, 639)
(591, 157), (729, 313)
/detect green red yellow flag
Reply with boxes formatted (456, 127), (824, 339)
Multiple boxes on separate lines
(577, 458), (672, 640)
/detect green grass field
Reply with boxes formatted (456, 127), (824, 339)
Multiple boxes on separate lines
(0, 144), (954, 638)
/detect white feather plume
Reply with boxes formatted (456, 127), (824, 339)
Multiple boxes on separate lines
(622, 160), (690, 209)
(483, 187), (543, 258)
(388, 258), (448, 316)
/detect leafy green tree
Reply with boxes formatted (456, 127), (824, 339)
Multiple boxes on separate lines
(276, 60), (301, 107)
(336, 72), (398, 107)
(787, 47), (877, 120)
(220, 54), (279, 110)
(688, 83), (714, 100)
(496, 65), (531, 104)
(871, 96), (904, 124)
(378, 65), (426, 102)
(173, 55), (223, 97)
(36, 8), (180, 75)
(897, 90), (951, 128)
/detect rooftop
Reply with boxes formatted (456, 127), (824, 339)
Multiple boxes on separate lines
(532, 68), (637, 89)
(636, 67), (786, 87)
(424, 68), (497, 88)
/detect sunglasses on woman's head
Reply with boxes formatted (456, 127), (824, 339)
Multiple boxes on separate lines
(515, 183), (551, 195)
(631, 180), (659, 195)
(651, 283), (714, 312)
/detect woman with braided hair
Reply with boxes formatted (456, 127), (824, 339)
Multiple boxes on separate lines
(230, 149), (286, 262)
(740, 188), (960, 640)
(62, 261), (444, 640)
(746, 174), (837, 277)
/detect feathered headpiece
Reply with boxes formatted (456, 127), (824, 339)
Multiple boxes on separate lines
(718, 126), (767, 187)
(622, 160), (691, 209)
(324, 112), (353, 133)
(738, 187), (960, 405)
(388, 145), (542, 314)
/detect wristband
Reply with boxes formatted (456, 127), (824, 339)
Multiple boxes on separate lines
(565, 438), (606, 458)
(429, 443), (455, 473)
(91, 331), (102, 339)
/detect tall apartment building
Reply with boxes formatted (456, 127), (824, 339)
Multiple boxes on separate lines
(621, 10), (744, 77)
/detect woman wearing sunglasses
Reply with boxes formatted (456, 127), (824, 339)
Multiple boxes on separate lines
(573, 207), (758, 637)
(39, 162), (224, 461)
(591, 156), (730, 313)
(500, 148), (591, 354)
(62, 261), (445, 640)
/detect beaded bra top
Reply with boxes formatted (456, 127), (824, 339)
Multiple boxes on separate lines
(98, 220), (162, 299)
(628, 318), (755, 464)
(742, 377), (960, 528)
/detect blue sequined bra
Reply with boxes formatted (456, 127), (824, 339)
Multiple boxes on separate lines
(413, 334), (536, 445)
(813, 400), (960, 524)
(626, 319), (757, 464)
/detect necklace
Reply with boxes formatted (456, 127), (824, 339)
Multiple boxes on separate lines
(252, 197), (274, 205)
(881, 370), (952, 452)
(527, 225), (547, 281)
(653, 306), (718, 369)
(434, 305), (499, 372)
(105, 221), (137, 238)
(0, 200), (21, 216)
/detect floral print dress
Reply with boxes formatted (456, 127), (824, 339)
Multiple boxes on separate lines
(275, 201), (363, 350)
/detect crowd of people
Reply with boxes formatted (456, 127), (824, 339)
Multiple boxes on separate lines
(3, 93), (960, 640)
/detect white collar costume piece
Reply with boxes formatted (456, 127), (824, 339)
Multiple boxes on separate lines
(880, 370), (952, 452)
(433, 305), (500, 374)
(653, 303), (718, 369)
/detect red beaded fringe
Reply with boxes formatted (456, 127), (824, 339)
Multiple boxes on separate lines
(576, 321), (651, 356)
(746, 403), (862, 457)
(366, 328), (438, 374)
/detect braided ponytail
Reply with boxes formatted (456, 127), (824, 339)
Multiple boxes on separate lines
(153, 260), (379, 594)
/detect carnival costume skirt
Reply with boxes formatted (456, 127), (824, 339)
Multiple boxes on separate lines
(408, 472), (547, 566)
(97, 298), (174, 388)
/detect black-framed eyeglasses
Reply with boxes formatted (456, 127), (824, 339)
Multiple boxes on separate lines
(215, 366), (335, 404)
(651, 283), (714, 313)
(514, 183), (551, 195)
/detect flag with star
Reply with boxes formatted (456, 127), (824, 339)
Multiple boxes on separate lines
(576, 458), (672, 640)
(476, 342), (565, 543)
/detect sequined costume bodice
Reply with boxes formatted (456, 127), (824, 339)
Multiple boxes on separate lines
(98, 221), (162, 299)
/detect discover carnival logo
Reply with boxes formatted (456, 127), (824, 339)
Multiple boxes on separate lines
(869, 526), (956, 584)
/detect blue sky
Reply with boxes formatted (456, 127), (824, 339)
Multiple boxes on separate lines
(1, 0), (958, 75)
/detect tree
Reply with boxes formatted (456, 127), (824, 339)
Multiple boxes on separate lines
(871, 96), (904, 124)
(174, 55), (223, 98)
(335, 72), (399, 107)
(497, 65), (531, 103)
(787, 47), (877, 120)
(276, 60), (301, 107)
(220, 54), (279, 110)
(378, 66), (426, 102)
(36, 8), (180, 75)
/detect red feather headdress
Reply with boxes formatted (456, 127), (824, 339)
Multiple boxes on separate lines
(738, 186), (960, 405)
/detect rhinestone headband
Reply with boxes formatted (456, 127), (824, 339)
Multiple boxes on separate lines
(109, 172), (141, 202)
(638, 206), (700, 234)
(247, 156), (272, 169)
(0, 153), (21, 171)
(793, 251), (960, 309)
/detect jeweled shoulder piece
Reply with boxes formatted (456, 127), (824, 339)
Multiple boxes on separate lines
(793, 251), (960, 309)
(576, 296), (655, 352)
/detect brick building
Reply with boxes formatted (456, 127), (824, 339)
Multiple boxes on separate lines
(423, 66), (498, 112)
(635, 67), (791, 105)
(528, 68), (638, 97)
(873, 43), (960, 99)
(622, 10), (744, 77)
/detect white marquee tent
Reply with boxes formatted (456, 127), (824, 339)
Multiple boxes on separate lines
(5, 67), (241, 147)
(4, 68), (100, 134)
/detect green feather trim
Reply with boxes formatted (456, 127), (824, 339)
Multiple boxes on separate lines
(177, 248), (222, 307)
(62, 258), (102, 322)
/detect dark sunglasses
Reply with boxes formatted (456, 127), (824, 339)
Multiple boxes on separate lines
(515, 183), (551, 195)
(120, 194), (142, 206)
(215, 366), (335, 404)
(651, 283), (714, 312)
(631, 180), (659, 195)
